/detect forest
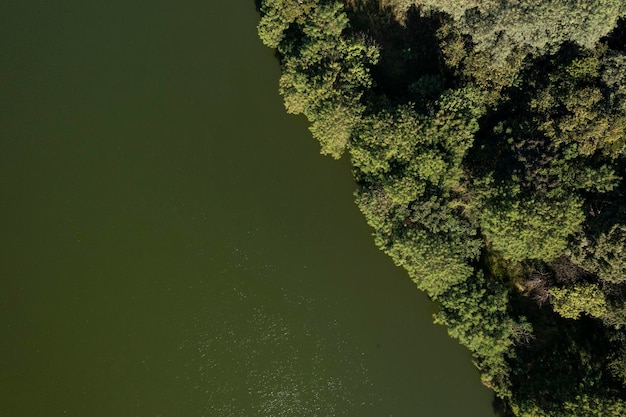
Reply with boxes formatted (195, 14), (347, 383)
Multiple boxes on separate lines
(257, 0), (626, 415)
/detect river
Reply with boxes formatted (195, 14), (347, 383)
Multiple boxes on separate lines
(0, 1), (496, 416)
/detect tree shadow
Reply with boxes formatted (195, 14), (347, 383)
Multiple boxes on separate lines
(508, 305), (626, 413)
(345, 1), (449, 107)
(603, 16), (626, 52)
(464, 42), (585, 187)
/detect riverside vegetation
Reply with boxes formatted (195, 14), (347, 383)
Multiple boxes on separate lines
(256, 1), (626, 415)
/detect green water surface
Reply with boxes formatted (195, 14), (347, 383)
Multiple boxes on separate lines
(0, 1), (497, 416)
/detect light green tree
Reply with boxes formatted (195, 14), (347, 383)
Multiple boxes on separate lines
(259, 0), (379, 158)
(550, 283), (609, 320)
(480, 191), (585, 262)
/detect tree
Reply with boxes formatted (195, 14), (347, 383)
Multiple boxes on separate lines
(406, 0), (626, 60)
(259, 0), (379, 158)
(571, 224), (626, 284)
(434, 271), (528, 398)
(550, 283), (609, 320)
(257, 0), (319, 51)
(480, 190), (585, 262)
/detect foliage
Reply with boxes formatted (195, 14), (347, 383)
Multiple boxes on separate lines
(508, 312), (626, 417)
(257, 0), (318, 50)
(480, 190), (585, 262)
(259, 0), (379, 158)
(258, 0), (626, 415)
(351, 96), (484, 298)
(434, 272), (528, 398)
(571, 224), (626, 285)
(550, 283), (609, 320)
(399, 0), (626, 59)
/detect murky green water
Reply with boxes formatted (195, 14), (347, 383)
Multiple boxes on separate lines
(0, 1), (497, 416)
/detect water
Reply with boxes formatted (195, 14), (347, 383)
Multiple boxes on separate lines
(0, 1), (496, 416)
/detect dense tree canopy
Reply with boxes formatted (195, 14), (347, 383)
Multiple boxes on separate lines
(258, 0), (626, 415)
(259, 0), (379, 158)
(391, 0), (626, 58)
